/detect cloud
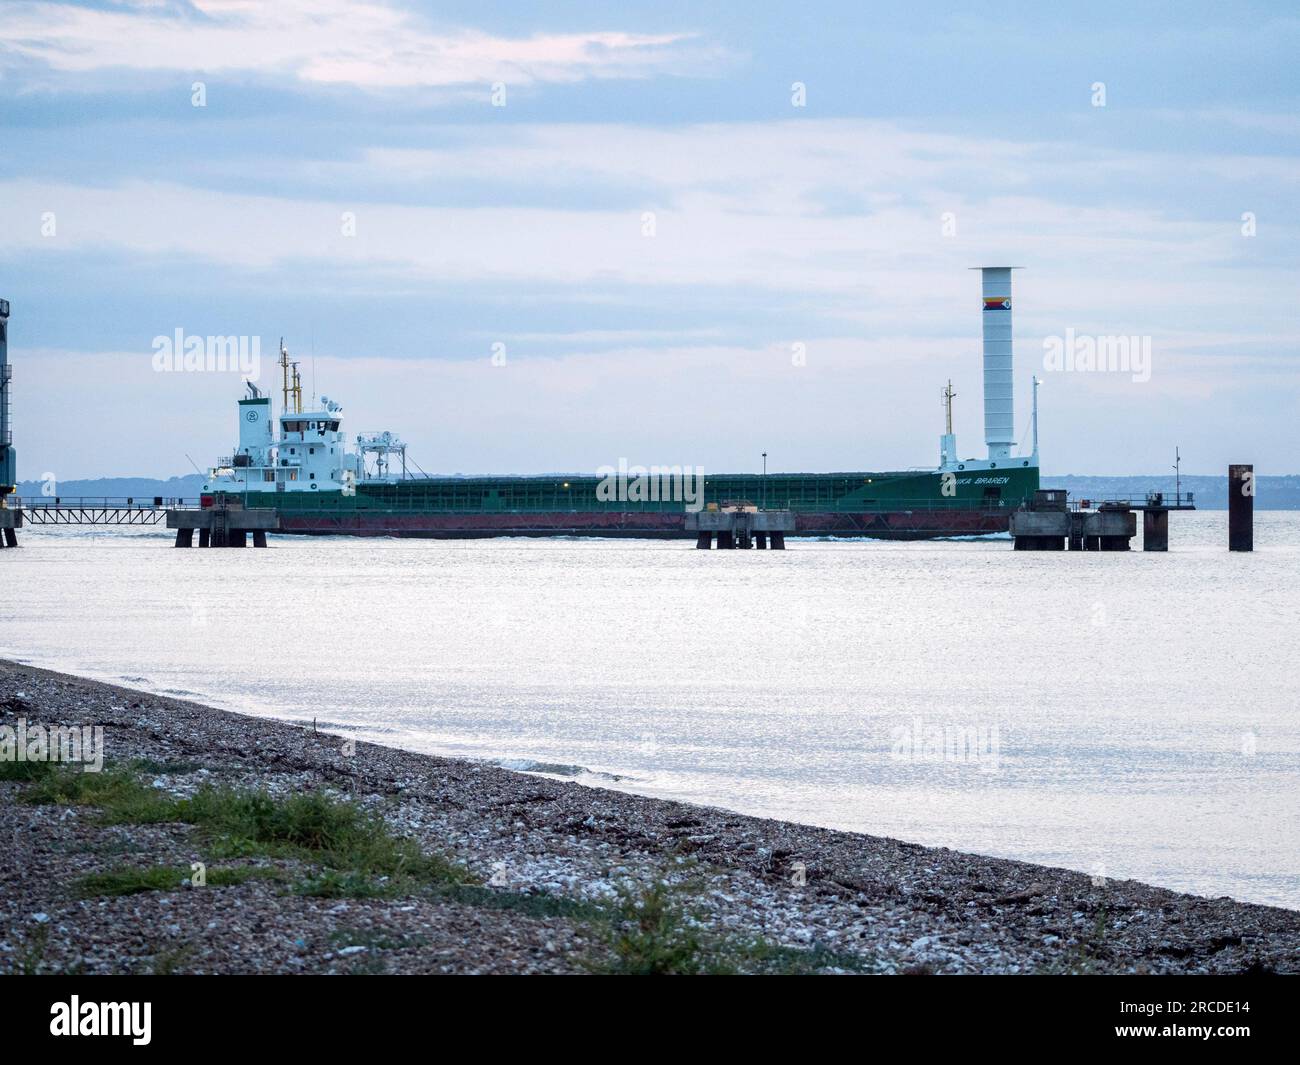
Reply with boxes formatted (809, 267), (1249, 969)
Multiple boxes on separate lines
(1147, 108), (1300, 139)
(0, 0), (719, 88)
(3, 6), (1296, 479)
(3, 117), (1293, 325)
(0, 172), (1246, 312)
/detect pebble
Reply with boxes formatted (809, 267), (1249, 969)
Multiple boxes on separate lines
(3, 660), (1297, 976)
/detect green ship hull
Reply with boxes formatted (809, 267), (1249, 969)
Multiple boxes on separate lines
(210, 463), (1039, 539)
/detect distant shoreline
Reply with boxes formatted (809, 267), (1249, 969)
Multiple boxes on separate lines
(2, 658), (1297, 974)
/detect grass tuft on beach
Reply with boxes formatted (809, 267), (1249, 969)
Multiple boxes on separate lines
(1, 758), (57, 783)
(13, 761), (474, 899)
(595, 880), (708, 975)
(176, 786), (475, 895)
(73, 864), (282, 898)
(589, 878), (874, 975)
(20, 762), (178, 823)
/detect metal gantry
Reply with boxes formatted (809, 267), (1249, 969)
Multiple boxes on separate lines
(11, 497), (196, 525)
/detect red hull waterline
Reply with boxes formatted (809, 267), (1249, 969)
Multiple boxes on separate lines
(275, 509), (1013, 540)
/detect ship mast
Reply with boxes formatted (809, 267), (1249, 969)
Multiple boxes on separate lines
(279, 338), (303, 415)
(280, 339), (291, 415)
(938, 379), (959, 470)
(1031, 375), (1040, 458)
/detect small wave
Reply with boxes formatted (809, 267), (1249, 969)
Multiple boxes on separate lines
(288, 718), (394, 734)
(492, 757), (630, 783)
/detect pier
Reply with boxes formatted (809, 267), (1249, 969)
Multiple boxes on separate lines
(0, 505), (19, 548)
(3, 496), (184, 548)
(167, 504), (278, 547)
(15, 496), (188, 527)
(0, 497), (277, 548)
(685, 505), (794, 549)
(1010, 489), (1195, 552)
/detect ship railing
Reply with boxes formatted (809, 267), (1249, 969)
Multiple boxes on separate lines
(254, 495), (1031, 514)
(1064, 492), (1196, 511)
(9, 496), (201, 510)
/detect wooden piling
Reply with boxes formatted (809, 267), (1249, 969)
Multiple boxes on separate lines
(174, 528), (194, 548)
(1228, 464), (1253, 551)
(199, 528), (210, 548)
(252, 530), (268, 548)
(695, 532), (712, 549)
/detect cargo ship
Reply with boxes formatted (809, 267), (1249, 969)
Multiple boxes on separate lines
(202, 267), (1040, 539)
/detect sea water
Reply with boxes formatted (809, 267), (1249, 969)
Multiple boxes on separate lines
(2, 512), (1297, 909)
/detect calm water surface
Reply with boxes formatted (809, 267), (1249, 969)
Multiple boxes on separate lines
(3, 513), (1297, 908)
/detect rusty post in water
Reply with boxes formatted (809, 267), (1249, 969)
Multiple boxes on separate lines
(1143, 509), (1169, 551)
(1228, 464), (1254, 552)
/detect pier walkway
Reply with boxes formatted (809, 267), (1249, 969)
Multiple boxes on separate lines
(8, 496), (193, 526)
(0, 497), (277, 548)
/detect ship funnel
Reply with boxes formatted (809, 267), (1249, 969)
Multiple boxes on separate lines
(976, 266), (1018, 461)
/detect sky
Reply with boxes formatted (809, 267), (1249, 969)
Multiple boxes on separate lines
(1, 0), (1296, 479)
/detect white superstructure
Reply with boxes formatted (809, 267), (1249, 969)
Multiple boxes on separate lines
(202, 340), (402, 496)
